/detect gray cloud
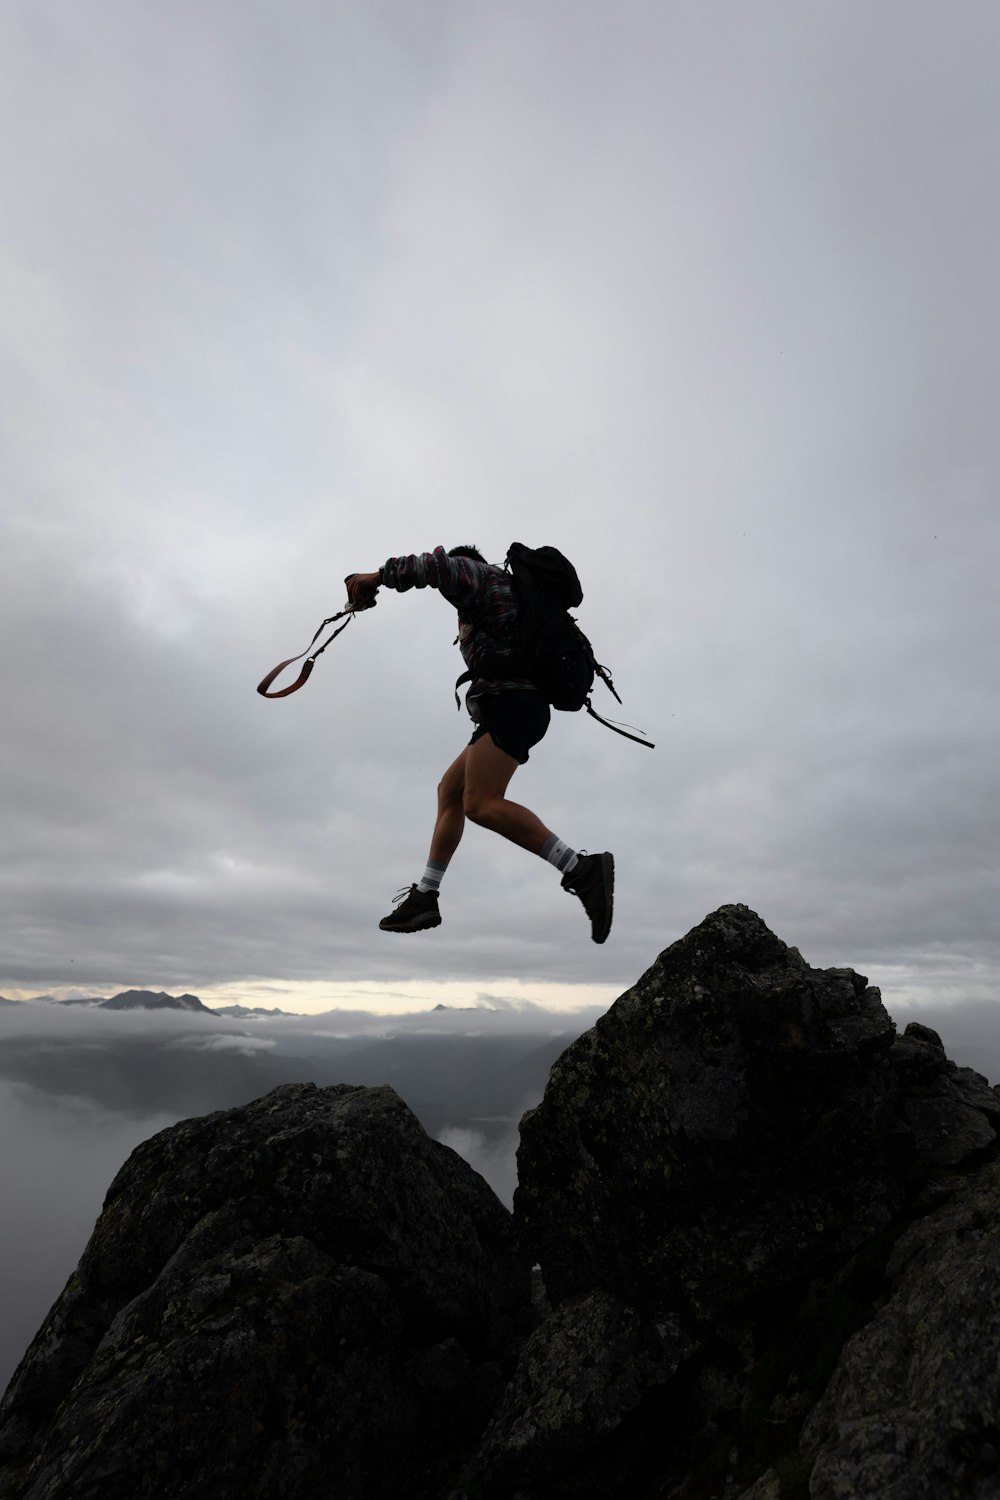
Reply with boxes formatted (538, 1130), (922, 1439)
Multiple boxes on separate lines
(1, 2), (998, 1017)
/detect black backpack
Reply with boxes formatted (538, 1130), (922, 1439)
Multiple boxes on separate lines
(503, 543), (592, 710)
(458, 543), (654, 748)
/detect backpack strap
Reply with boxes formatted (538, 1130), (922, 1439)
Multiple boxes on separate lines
(454, 668), (473, 708)
(594, 661), (623, 706)
(585, 699), (656, 749)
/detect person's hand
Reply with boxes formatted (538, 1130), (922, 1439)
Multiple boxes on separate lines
(345, 571), (380, 606)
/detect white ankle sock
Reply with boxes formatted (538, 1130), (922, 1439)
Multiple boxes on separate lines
(417, 859), (448, 893)
(539, 835), (579, 874)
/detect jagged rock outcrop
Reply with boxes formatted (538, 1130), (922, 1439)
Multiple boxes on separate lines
(516, 905), (906, 1318)
(4, 905), (1000, 1500)
(456, 904), (1000, 1498)
(0, 1084), (530, 1500)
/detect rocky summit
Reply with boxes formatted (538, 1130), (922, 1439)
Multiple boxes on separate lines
(3, 904), (1000, 1500)
(0, 1085), (530, 1500)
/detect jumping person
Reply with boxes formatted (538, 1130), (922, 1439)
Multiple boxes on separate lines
(345, 545), (614, 943)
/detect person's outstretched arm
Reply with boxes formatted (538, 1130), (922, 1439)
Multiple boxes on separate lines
(348, 548), (486, 607)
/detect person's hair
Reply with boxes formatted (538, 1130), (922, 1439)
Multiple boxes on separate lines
(447, 545), (487, 564)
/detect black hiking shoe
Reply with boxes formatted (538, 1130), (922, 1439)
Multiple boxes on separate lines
(378, 885), (442, 933)
(561, 852), (614, 943)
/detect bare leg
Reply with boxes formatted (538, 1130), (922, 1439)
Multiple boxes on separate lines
(428, 747), (470, 865)
(461, 733), (552, 854)
(400, 730), (610, 944)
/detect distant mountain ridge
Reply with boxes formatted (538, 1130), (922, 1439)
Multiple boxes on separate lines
(61, 989), (212, 1013)
(103, 990), (210, 1013)
(49, 990), (298, 1016)
(6, 992), (507, 1019)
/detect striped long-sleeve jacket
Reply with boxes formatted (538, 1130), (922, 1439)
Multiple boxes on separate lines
(380, 546), (539, 710)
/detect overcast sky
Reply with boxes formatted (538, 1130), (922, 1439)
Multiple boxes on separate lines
(2, 1), (999, 1018)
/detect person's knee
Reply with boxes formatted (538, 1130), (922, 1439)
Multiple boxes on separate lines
(463, 788), (496, 826)
(438, 772), (463, 810)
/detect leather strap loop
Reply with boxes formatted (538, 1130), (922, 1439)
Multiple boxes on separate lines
(256, 656), (317, 699)
(256, 600), (371, 699)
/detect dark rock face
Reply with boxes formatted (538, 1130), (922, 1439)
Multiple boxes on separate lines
(461, 904), (1000, 1498)
(5, 906), (1000, 1500)
(0, 1083), (530, 1500)
(516, 905), (905, 1321)
(459, 1289), (693, 1498)
(803, 1158), (1000, 1500)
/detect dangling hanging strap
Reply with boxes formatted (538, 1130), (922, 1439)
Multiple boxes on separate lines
(585, 699), (656, 748)
(256, 597), (375, 699)
(589, 663), (655, 748)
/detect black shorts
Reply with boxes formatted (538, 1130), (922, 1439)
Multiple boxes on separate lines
(468, 691), (551, 765)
